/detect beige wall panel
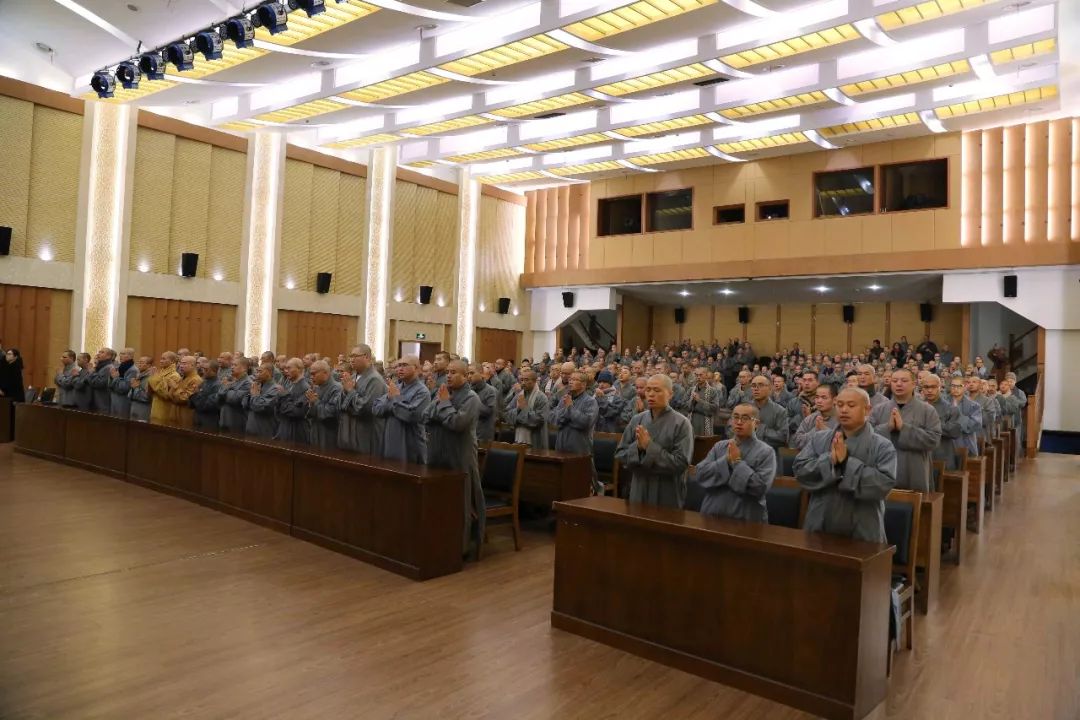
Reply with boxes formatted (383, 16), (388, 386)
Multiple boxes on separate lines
(433, 191), (458, 305)
(620, 294), (650, 349)
(48, 289), (72, 376)
(168, 139), (212, 276)
(933, 207), (960, 250)
(692, 182), (713, 231)
(630, 235), (653, 266)
(130, 128), (177, 273)
(890, 302), (925, 346)
(711, 223), (751, 262)
(390, 179), (417, 298)
(26, 106), (82, 263)
(652, 305), (679, 345)
(534, 187), (547, 272)
(411, 185), (439, 300)
(556, 184), (569, 270)
(335, 174), (366, 296)
(602, 235), (632, 266)
(891, 211), (935, 252)
(574, 183), (590, 269)
(308, 166), (342, 287)
(280, 159), (314, 289)
(566, 184), (579, 269)
(1002, 124), (1025, 245)
(1024, 121), (1049, 244)
(0, 96), (34, 257)
(821, 217), (861, 256)
(779, 303), (812, 352)
(524, 189), (537, 273)
(859, 141), (894, 167)
(1047, 119), (1072, 243)
(1073, 119), (1080, 243)
(751, 221), (789, 260)
(890, 137), (935, 163)
(713, 306), (743, 344)
(814, 303), (847, 355)
(544, 186), (558, 270)
(860, 214), (892, 254)
(981, 126), (1003, 246)
(126, 296), (144, 353)
(934, 133), (962, 157)
(789, 220), (825, 258)
(205, 147), (245, 282)
(744, 304), (776, 356)
(476, 196), (521, 313)
(931, 303), (963, 355)
(683, 305), (711, 344)
(588, 234), (605, 268)
(851, 302), (887, 355)
(681, 234), (711, 265)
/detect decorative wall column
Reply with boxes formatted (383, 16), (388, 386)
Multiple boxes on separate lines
(238, 131), (285, 356)
(363, 145), (397, 360)
(455, 167), (480, 360)
(71, 100), (137, 351)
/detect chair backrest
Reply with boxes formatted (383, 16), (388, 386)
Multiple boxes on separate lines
(39, 387), (56, 403)
(481, 441), (526, 497)
(23, 386), (38, 403)
(955, 446), (969, 466)
(766, 476), (806, 528)
(592, 433), (620, 473)
(931, 460), (945, 490)
(495, 427), (515, 443)
(884, 489), (923, 582)
(683, 467), (706, 512)
(779, 448), (798, 477)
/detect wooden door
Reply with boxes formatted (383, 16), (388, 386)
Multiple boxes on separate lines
(475, 328), (521, 364)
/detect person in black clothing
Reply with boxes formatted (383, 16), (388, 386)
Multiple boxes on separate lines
(0, 347), (26, 401)
(916, 335), (938, 363)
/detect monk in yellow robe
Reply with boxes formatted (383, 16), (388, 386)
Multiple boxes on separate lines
(171, 355), (203, 427)
(148, 351), (181, 424)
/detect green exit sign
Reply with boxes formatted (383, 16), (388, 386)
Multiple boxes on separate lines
(416, 333), (426, 340)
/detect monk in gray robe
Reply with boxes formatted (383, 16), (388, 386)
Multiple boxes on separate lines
(469, 364), (497, 443)
(305, 360), (342, 450)
(504, 369), (549, 450)
(127, 356), (153, 422)
(243, 362), (284, 438)
(89, 348), (116, 413)
(338, 344), (387, 455)
(693, 403), (776, 523)
(190, 358), (223, 430)
(372, 355), (429, 464)
(71, 353), (94, 411)
(617, 367), (637, 405)
(424, 360), (483, 556)
(687, 367), (721, 436)
(615, 374), (694, 508)
(856, 364), (889, 410)
(552, 370), (600, 493)
(274, 358), (311, 444)
(725, 370), (753, 409)
(618, 377), (647, 429)
(787, 371), (819, 442)
(108, 348), (138, 418)
(922, 374), (962, 472)
(219, 356), (252, 433)
(999, 374), (1027, 463)
(870, 368), (941, 492)
(593, 370), (625, 433)
(794, 387), (897, 543)
(749, 374), (789, 471)
(54, 350), (78, 407)
(793, 384), (840, 449)
(547, 362), (576, 410)
(967, 375), (998, 444)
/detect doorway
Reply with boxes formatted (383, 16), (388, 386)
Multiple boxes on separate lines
(398, 341), (441, 363)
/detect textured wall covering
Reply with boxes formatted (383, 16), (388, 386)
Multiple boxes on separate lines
(390, 180), (457, 305)
(477, 195), (526, 314)
(128, 128), (246, 280)
(0, 96), (82, 262)
(277, 159), (367, 294)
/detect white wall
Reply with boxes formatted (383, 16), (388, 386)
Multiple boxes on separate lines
(1042, 330), (1080, 432)
(969, 302), (1034, 361)
(527, 286), (618, 357)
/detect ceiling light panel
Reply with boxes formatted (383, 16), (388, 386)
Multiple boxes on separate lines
(719, 90), (830, 119)
(339, 71), (449, 102)
(561, 0), (719, 42)
(476, 171), (546, 184)
(218, 120), (263, 132)
(838, 60), (971, 97)
(989, 38), (1056, 65)
(715, 132), (809, 153)
(875, 0), (990, 33)
(593, 62), (717, 96)
(447, 148), (524, 163)
(524, 133), (610, 151)
(628, 147), (711, 165)
(489, 92), (595, 118)
(254, 0), (379, 46)
(401, 115), (493, 136)
(437, 34), (568, 77)
(617, 114), (714, 137)
(818, 112), (921, 137)
(323, 133), (401, 149)
(933, 84), (1057, 119)
(719, 24), (860, 70)
(255, 97), (351, 123)
(548, 161), (625, 175)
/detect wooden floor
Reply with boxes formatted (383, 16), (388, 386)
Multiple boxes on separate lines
(1, 445), (1077, 720)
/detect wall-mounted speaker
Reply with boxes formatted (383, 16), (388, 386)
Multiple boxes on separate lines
(562, 291), (575, 308)
(1003, 274), (1017, 298)
(316, 272), (332, 294)
(674, 307), (686, 324)
(180, 252), (199, 278)
(842, 304), (855, 324)
(738, 306), (749, 324)
(419, 285), (433, 304)
(920, 303), (933, 323)
(0, 226), (11, 256)
(497, 297), (511, 315)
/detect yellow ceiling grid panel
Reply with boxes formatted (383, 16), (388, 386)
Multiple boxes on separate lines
(524, 132), (609, 151)
(254, 97), (351, 123)
(204, 147), (247, 283)
(280, 159), (315, 289)
(476, 171), (545, 184)
(818, 113), (920, 137)
(548, 161), (624, 175)
(628, 146), (711, 165)
(217, 120), (264, 132)
(0, 96), (34, 258)
(169, 139), (213, 277)
(335, 173), (367, 297)
(989, 38), (1056, 65)
(838, 60), (970, 97)
(617, 114), (713, 137)
(593, 62), (715, 96)
(130, 128), (177, 273)
(720, 24), (859, 69)
(323, 133), (401, 149)
(875, 0), (989, 32)
(340, 71), (449, 103)
(254, 0), (379, 45)
(562, 0), (719, 42)
(714, 131), (808, 153)
(490, 92), (594, 118)
(447, 148), (523, 163)
(26, 106), (83, 264)
(719, 90), (830, 119)
(438, 34), (568, 76)
(401, 115), (492, 136)
(934, 85), (1057, 119)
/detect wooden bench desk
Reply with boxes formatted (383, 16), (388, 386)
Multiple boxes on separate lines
(0, 397), (14, 443)
(692, 434), (722, 464)
(966, 455), (990, 514)
(552, 497), (893, 720)
(479, 446), (592, 507)
(991, 436), (1007, 491)
(999, 432), (1012, 482)
(939, 470), (968, 563)
(915, 491), (943, 615)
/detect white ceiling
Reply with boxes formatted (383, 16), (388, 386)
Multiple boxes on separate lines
(1, 0), (1076, 189)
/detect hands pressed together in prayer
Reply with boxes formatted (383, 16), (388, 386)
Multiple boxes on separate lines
(726, 441), (741, 464)
(830, 431), (848, 466)
(436, 384), (450, 402)
(387, 381), (400, 398)
(634, 424), (651, 450)
(890, 407), (904, 431)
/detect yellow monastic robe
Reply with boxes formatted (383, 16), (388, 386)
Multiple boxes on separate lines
(148, 364), (181, 424)
(171, 371), (203, 427)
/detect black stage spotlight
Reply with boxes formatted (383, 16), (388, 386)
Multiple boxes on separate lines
(194, 29), (224, 60)
(253, 1), (289, 34)
(115, 61), (140, 89)
(91, 71), (115, 98)
(165, 42), (195, 71)
(223, 16), (255, 48)
(139, 52), (165, 80)
(290, 0), (326, 15)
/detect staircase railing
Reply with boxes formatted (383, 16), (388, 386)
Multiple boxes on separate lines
(1025, 372), (1043, 459)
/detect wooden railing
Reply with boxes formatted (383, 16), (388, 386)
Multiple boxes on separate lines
(1026, 372), (1043, 459)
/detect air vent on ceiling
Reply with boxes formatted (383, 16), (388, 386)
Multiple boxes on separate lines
(447, 0), (484, 6)
(693, 77), (729, 87)
(534, 111), (566, 120)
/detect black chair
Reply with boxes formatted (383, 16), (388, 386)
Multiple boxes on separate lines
(23, 387), (38, 404)
(592, 433), (620, 496)
(779, 448), (797, 477)
(766, 477), (805, 529)
(683, 472), (706, 512)
(884, 489), (922, 675)
(480, 441), (526, 557)
(495, 427), (515, 443)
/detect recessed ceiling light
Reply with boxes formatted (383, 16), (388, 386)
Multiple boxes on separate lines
(127, 3), (139, 12)
(867, 284), (882, 291)
(1003, 1), (1031, 10)
(34, 42), (54, 54)
(212, 271), (224, 282)
(311, 60), (332, 68)
(718, 288), (734, 296)
(286, 280), (297, 290)
(137, 261), (150, 273)
(678, 290), (691, 297)
(814, 285), (830, 293)
(183, 99), (199, 105)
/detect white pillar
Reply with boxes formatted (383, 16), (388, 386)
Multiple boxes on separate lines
(455, 167), (480, 360)
(238, 131), (285, 356)
(364, 146), (396, 360)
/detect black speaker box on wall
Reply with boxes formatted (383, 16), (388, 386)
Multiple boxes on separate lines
(738, 306), (749, 324)
(180, 252), (199, 278)
(562, 291), (575, 308)
(497, 297), (511, 315)
(920, 303), (933, 323)
(0, 226), (11, 256)
(674, 307), (686, 324)
(843, 304), (855, 324)
(316, 272), (332, 294)
(418, 285), (433, 304)
(1003, 274), (1018, 298)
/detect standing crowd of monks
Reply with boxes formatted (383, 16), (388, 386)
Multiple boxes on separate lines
(46, 334), (1029, 555)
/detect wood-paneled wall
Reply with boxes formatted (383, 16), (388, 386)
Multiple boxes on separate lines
(390, 180), (457, 306)
(276, 310), (358, 361)
(125, 297), (237, 364)
(477, 195), (527, 315)
(390, 321), (449, 358)
(0, 285), (72, 391)
(476, 328), (522, 364)
(524, 185), (590, 273)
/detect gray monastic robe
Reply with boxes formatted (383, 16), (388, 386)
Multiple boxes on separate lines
(128, 371), (152, 421)
(793, 411), (839, 450)
(867, 388), (889, 410)
(929, 397), (963, 471)
(870, 397), (942, 493)
(308, 379), (342, 450)
(952, 395), (982, 457)
(693, 435), (775, 523)
(54, 365), (77, 407)
(619, 395), (645, 428)
(72, 367), (93, 411)
(786, 392), (813, 440)
(753, 398), (789, 474)
(109, 364), (139, 418)
(243, 381), (283, 438)
(504, 387), (549, 450)
(971, 392), (998, 444)
(615, 406), (694, 508)
(372, 377), (429, 464)
(219, 374), (252, 434)
(794, 423), (897, 543)
(274, 377), (311, 444)
(594, 387), (625, 433)
(725, 384), (752, 409)
(471, 379), (497, 443)
(553, 391), (599, 492)
(424, 385), (483, 554)
(89, 361), (115, 413)
(618, 381), (637, 406)
(190, 376), (222, 430)
(338, 367), (387, 455)
(687, 384), (720, 436)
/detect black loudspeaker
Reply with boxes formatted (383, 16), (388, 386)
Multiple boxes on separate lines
(0, 226), (11, 256)
(497, 297), (511, 315)
(1003, 274), (1018, 298)
(316, 272), (332, 294)
(180, 252), (199, 278)
(674, 307), (686, 324)
(843, 304), (855, 324)
(562, 291), (575, 308)
(738, 306), (749, 324)
(920, 303), (933, 323)
(419, 285), (433, 304)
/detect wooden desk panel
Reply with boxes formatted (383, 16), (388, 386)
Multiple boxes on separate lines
(199, 436), (293, 531)
(552, 497), (893, 720)
(126, 421), (204, 498)
(991, 438), (1006, 494)
(0, 397), (14, 443)
(966, 456), (989, 514)
(64, 410), (127, 477)
(693, 435), (722, 464)
(915, 492), (943, 615)
(1000, 433), (1012, 482)
(939, 470), (968, 564)
(13, 403), (66, 460)
(480, 447), (592, 507)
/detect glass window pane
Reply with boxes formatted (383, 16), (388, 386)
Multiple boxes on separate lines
(814, 167), (875, 218)
(646, 188), (692, 232)
(882, 159), (948, 212)
(598, 195), (642, 236)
